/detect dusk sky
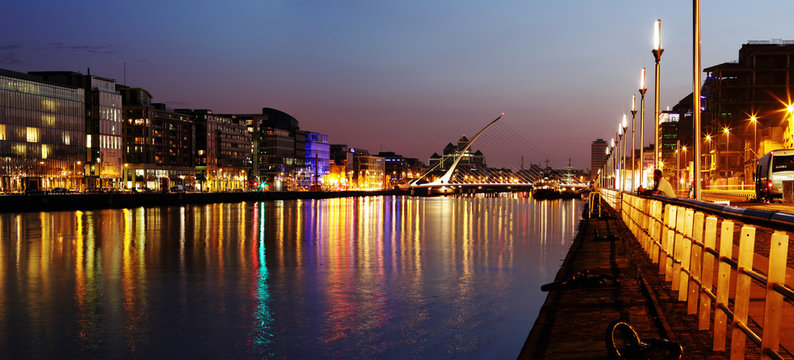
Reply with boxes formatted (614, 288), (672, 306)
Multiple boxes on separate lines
(3, 1), (794, 169)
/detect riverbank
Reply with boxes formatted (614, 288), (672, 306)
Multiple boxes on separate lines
(519, 203), (724, 359)
(0, 190), (404, 213)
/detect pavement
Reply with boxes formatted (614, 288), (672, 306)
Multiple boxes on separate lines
(519, 206), (727, 359)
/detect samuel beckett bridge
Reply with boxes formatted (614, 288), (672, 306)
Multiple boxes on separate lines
(407, 113), (589, 195)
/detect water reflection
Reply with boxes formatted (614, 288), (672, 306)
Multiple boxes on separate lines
(0, 195), (581, 359)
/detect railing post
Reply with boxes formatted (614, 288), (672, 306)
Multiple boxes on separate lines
(687, 212), (705, 314)
(641, 198), (649, 253)
(699, 216), (718, 330)
(714, 219), (734, 351)
(651, 200), (669, 264)
(730, 226), (756, 359)
(667, 206), (682, 284)
(761, 231), (789, 359)
(644, 199), (652, 254)
(660, 205), (676, 273)
(678, 209), (694, 301)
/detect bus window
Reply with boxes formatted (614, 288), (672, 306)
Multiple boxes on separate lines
(772, 155), (794, 172)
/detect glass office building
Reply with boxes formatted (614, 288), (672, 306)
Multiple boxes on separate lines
(0, 69), (85, 192)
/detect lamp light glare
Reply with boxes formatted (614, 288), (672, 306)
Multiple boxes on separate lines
(632, 94), (636, 112)
(641, 68), (646, 90)
(653, 19), (662, 50)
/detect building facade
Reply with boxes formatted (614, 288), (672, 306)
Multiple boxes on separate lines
(427, 136), (486, 182)
(329, 144), (354, 190)
(177, 109), (250, 191)
(703, 40), (794, 185)
(229, 108), (306, 190)
(590, 138), (607, 179)
(31, 71), (123, 189)
(119, 87), (195, 191)
(303, 131), (330, 188)
(0, 69), (85, 192)
(351, 148), (385, 189)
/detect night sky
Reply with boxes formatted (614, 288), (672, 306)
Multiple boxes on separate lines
(3, 1), (793, 169)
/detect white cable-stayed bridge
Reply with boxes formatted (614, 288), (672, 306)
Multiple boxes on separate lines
(407, 113), (589, 195)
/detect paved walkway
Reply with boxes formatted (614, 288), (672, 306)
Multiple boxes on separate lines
(519, 206), (726, 359)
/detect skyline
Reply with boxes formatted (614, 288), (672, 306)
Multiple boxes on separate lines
(3, 1), (794, 169)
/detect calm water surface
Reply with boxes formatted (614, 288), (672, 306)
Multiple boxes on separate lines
(0, 194), (582, 359)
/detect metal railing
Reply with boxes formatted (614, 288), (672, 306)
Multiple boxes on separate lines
(600, 189), (793, 360)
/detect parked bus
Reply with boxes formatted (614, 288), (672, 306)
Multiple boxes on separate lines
(755, 149), (794, 202)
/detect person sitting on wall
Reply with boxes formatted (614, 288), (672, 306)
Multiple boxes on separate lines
(638, 169), (676, 197)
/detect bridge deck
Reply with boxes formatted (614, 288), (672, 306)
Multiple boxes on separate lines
(519, 206), (727, 359)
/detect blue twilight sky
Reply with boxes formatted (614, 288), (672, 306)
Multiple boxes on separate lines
(3, 1), (794, 169)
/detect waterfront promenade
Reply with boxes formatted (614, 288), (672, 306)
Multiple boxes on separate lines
(520, 203), (726, 359)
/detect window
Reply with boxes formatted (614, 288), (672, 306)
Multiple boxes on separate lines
(26, 127), (39, 142)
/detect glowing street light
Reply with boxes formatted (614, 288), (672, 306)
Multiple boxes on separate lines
(631, 95), (637, 191)
(639, 68), (648, 187)
(749, 115), (758, 159)
(621, 114), (628, 191)
(652, 19), (664, 169)
(723, 127), (731, 177)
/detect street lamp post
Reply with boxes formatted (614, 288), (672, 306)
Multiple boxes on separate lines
(618, 126), (623, 192)
(750, 115), (758, 159)
(675, 142), (680, 194)
(705, 135), (712, 187)
(693, 0), (702, 200)
(723, 127), (730, 181)
(639, 68), (648, 187)
(682, 145), (688, 188)
(631, 95), (637, 191)
(652, 19), (664, 169)
(611, 138), (616, 189)
(605, 152), (609, 189)
(620, 113), (628, 191)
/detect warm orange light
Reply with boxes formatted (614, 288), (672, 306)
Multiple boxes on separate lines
(750, 115), (758, 123)
(723, 127), (730, 135)
(787, 104), (794, 113)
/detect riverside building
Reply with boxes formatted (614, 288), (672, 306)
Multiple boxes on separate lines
(0, 69), (85, 192)
(31, 71), (123, 190)
(176, 109), (251, 191)
(703, 40), (794, 185)
(118, 87), (195, 191)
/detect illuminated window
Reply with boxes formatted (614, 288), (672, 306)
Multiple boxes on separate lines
(63, 132), (70, 145)
(87, 134), (92, 148)
(13, 144), (26, 156)
(41, 99), (56, 112)
(26, 127), (39, 143)
(41, 144), (50, 159)
(0, 124), (5, 140)
(42, 114), (55, 127)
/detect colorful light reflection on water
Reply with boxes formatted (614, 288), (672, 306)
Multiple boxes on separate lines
(0, 195), (581, 359)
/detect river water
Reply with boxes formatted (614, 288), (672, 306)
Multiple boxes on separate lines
(0, 194), (582, 359)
